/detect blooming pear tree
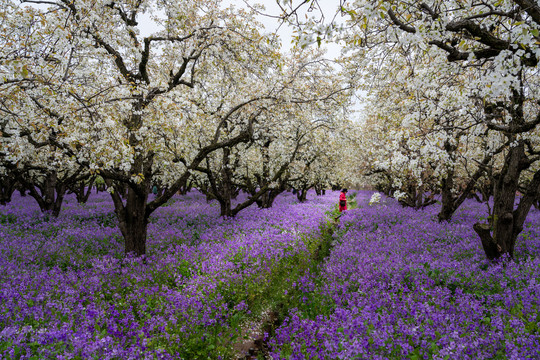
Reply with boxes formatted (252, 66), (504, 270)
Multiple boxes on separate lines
(354, 0), (540, 259)
(287, 116), (355, 202)
(1, 0), (356, 256)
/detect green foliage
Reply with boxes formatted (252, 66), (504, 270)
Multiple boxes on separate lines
(0, 213), (16, 224)
(72, 212), (117, 227)
(325, 205), (341, 221)
(347, 191), (358, 209)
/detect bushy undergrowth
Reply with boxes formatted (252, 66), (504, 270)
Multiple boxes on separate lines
(269, 194), (540, 360)
(0, 190), (337, 359)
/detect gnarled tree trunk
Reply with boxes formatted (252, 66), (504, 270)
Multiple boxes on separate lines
(69, 176), (96, 204)
(21, 171), (68, 217)
(438, 170), (456, 222)
(473, 142), (540, 260)
(106, 170), (152, 256)
(438, 150), (499, 222)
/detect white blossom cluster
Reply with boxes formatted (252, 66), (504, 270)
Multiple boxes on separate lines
(368, 192), (382, 205)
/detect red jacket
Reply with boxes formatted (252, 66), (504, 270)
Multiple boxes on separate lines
(339, 192), (347, 212)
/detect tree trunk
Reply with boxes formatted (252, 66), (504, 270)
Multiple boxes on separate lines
(415, 184), (424, 208)
(50, 188), (66, 217)
(256, 191), (271, 208)
(41, 171), (58, 213)
(206, 148), (236, 217)
(219, 198), (233, 217)
(71, 176), (95, 204)
(181, 180), (193, 195)
(438, 170), (456, 222)
(437, 139), (460, 221)
(256, 189), (282, 208)
(297, 187), (308, 202)
(437, 171), (456, 222)
(473, 142), (530, 260)
(106, 176), (151, 257)
(0, 188), (15, 205)
(473, 223), (501, 259)
(118, 183), (128, 199)
(23, 171), (67, 217)
(0, 177), (17, 205)
(438, 147), (500, 222)
(115, 186), (149, 257)
(105, 104), (155, 256)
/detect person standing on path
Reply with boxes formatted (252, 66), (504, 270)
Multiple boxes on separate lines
(339, 188), (348, 212)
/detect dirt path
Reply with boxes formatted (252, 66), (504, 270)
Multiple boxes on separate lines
(234, 309), (278, 359)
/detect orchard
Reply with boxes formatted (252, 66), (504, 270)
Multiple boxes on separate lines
(0, 0), (539, 359)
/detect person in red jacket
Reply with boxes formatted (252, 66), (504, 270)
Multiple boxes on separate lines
(339, 188), (348, 212)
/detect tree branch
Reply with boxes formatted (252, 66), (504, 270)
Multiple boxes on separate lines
(90, 31), (138, 83)
(387, 9), (416, 34)
(513, 0), (540, 25)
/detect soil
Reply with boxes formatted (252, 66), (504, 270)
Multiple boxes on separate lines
(234, 310), (278, 359)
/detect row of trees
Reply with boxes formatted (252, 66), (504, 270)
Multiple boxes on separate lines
(278, 0), (540, 260)
(0, 0), (357, 256)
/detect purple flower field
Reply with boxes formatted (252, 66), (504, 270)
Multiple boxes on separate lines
(1, 190), (539, 359)
(269, 193), (540, 359)
(0, 190), (335, 359)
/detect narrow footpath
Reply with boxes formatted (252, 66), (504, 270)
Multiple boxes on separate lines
(234, 212), (341, 359)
